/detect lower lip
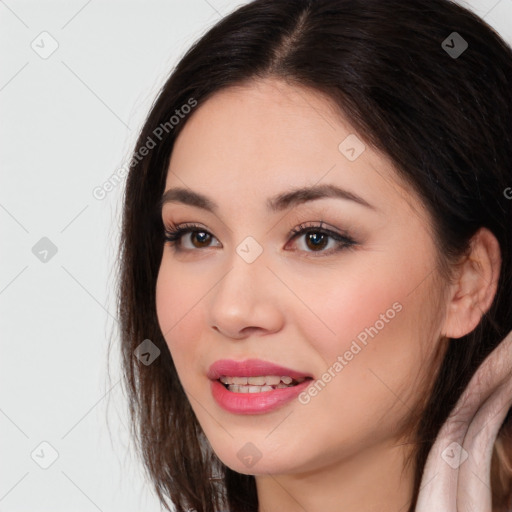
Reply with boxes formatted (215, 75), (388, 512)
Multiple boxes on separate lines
(210, 379), (312, 414)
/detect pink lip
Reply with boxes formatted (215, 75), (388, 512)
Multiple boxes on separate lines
(208, 359), (313, 415)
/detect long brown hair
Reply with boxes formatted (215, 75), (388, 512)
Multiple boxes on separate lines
(115, 1), (512, 510)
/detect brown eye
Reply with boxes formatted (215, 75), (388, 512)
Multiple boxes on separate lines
(288, 222), (356, 256)
(164, 223), (221, 251)
(190, 231), (212, 248)
(304, 232), (329, 251)
(164, 222), (356, 256)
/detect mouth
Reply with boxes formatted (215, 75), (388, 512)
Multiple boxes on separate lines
(207, 359), (314, 413)
(218, 375), (311, 393)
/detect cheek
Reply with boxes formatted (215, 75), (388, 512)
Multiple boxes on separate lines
(293, 253), (429, 352)
(291, 250), (439, 409)
(155, 259), (207, 370)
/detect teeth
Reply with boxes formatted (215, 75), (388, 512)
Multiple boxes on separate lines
(250, 385), (271, 393)
(247, 376), (266, 385)
(219, 375), (304, 386)
(221, 375), (310, 393)
(227, 384), (284, 393)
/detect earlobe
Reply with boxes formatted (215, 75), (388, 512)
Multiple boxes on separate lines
(441, 228), (501, 340)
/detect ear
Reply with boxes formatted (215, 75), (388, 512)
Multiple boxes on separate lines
(441, 227), (501, 339)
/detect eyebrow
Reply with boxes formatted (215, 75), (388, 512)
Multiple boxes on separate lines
(159, 183), (375, 213)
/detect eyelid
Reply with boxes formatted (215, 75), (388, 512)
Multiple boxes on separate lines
(285, 221), (356, 256)
(163, 222), (221, 249)
(163, 220), (357, 256)
(288, 220), (350, 239)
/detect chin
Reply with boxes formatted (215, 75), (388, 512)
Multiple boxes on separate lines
(223, 458), (289, 476)
(211, 444), (304, 477)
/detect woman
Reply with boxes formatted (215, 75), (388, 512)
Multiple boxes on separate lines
(116, 0), (512, 510)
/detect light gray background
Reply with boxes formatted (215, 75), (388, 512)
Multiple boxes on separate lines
(1, 1), (511, 511)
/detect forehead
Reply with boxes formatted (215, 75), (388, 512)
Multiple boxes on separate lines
(165, 78), (428, 223)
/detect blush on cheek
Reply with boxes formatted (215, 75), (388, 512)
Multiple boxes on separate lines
(309, 279), (404, 347)
(305, 274), (428, 397)
(155, 270), (198, 344)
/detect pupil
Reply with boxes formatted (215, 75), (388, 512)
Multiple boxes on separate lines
(193, 231), (210, 247)
(306, 232), (327, 250)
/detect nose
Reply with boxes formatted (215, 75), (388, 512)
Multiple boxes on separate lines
(207, 248), (285, 340)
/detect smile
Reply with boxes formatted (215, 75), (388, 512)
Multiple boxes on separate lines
(208, 358), (314, 414)
(219, 375), (308, 392)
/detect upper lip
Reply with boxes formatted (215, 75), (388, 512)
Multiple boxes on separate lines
(207, 358), (313, 380)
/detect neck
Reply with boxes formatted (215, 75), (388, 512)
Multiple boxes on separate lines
(255, 439), (416, 512)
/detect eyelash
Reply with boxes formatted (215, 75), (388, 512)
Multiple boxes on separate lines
(163, 221), (357, 257)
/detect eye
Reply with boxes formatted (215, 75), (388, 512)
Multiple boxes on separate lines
(164, 223), (220, 250)
(163, 221), (356, 256)
(287, 221), (356, 256)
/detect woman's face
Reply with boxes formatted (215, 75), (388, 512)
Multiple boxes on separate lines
(155, 78), (448, 476)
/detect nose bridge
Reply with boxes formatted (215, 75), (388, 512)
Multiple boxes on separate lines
(215, 236), (268, 307)
(235, 235), (264, 265)
(207, 236), (283, 337)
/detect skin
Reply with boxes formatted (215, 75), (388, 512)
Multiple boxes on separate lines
(155, 78), (502, 511)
